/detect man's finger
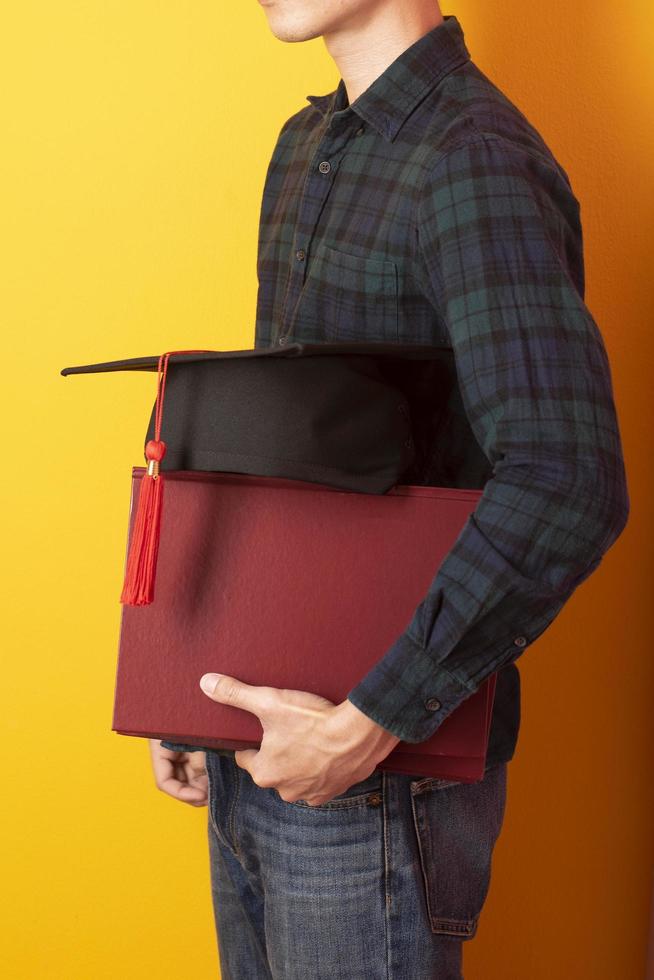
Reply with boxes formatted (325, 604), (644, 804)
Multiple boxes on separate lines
(150, 739), (207, 806)
(151, 752), (208, 806)
(199, 672), (277, 718)
(159, 775), (208, 806)
(233, 748), (258, 776)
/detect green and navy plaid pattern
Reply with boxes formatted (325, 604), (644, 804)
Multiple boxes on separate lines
(162, 14), (629, 760)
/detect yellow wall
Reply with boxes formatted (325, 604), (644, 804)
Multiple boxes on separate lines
(1, 3), (651, 977)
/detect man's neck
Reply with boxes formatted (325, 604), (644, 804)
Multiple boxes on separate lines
(323, 5), (444, 105)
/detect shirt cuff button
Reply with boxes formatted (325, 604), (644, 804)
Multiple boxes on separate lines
(513, 635), (527, 647)
(425, 697), (441, 711)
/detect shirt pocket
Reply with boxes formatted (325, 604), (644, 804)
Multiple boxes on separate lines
(409, 762), (507, 939)
(292, 242), (399, 342)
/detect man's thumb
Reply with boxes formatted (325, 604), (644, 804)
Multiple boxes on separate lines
(200, 672), (224, 696)
(199, 672), (270, 718)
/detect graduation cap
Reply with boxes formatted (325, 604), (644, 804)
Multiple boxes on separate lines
(60, 341), (448, 605)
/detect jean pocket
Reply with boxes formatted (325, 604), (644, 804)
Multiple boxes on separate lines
(287, 770), (384, 810)
(205, 750), (238, 849)
(409, 762), (507, 938)
(205, 753), (223, 842)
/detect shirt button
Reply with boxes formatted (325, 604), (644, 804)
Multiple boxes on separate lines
(318, 160), (331, 174)
(513, 635), (527, 647)
(425, 697), (441, 711)
(277, 336), (287, 345)
(295, 249), (306, 261)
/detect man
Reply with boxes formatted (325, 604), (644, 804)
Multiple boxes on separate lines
(149, 3), (629, 977)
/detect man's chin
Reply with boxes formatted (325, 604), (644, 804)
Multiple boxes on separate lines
(260, 16), (326, 45)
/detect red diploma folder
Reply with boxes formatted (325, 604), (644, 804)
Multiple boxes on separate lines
(113, 469), (496, 782)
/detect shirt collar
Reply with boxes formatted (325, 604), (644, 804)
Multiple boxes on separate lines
(305, 15), (470, 142)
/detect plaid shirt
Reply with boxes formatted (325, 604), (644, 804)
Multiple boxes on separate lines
(163, 14), (629, 763)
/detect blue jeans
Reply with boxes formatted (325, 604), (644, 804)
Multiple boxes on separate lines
(205, 751), (508, 979)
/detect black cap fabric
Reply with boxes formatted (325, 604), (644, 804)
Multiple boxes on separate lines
(60, 341), (448, 494)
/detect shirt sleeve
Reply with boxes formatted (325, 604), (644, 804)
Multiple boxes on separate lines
(346, 132), (630, 743)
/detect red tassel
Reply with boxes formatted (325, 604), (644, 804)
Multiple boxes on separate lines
(119, 438), (167, 605)
(119, 348), (213, 606)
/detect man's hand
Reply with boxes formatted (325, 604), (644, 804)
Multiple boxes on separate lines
(199, 672), (401, 806)
(149, 739), (208, 806)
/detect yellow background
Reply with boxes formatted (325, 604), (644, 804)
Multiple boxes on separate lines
(1, 3), (652, 977)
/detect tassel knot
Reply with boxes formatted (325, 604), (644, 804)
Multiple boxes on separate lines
(145, 439), (166, 478)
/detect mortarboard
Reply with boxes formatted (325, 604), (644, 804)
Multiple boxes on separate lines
(60, 341), (449, 605)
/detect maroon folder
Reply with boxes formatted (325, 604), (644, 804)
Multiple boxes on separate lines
(113, 469), (496, 782)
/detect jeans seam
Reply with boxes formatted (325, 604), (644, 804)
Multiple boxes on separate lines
(228, 755), (243, 860)
(206, 760), (232, 853)
(409, 789), (435, 929)
(382, 770), (392, 980)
